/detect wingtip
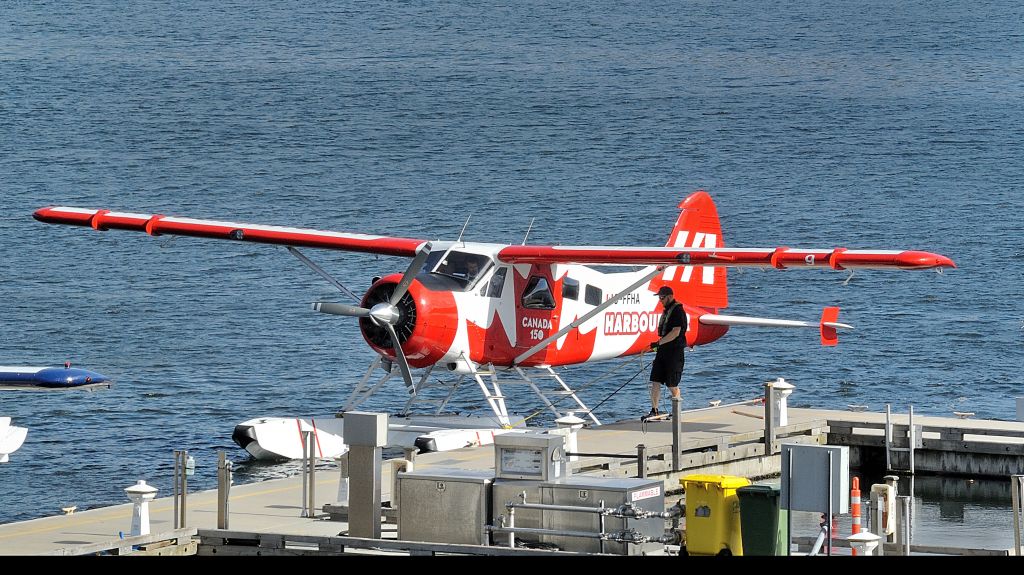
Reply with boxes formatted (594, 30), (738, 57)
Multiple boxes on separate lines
(897, 251), (956, 270)
(32, 207), (52, 222)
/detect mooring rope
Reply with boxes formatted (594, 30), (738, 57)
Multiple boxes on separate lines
(507, 353), (651, 428)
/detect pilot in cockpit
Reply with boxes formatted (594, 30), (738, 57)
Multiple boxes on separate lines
(465, 259), (481, 281)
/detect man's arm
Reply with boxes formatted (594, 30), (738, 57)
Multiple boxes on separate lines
(657, 326), (682, 346)
(649, 306), (685, 349)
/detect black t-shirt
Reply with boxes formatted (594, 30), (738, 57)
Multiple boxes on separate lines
(655, 302), (686, 360)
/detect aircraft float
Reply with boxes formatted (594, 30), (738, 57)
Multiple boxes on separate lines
(33, 191), (953, 459)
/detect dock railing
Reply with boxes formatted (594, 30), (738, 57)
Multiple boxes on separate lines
(825, 418), (1024, 477)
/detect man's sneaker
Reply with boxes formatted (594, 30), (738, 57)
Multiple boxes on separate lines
(642, 408), (660, 421)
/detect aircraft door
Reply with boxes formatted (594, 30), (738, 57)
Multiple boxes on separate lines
(515, 266), (560, 364)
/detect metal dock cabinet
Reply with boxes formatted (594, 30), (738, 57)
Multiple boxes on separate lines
(397, 468), (494, 545)
(493, 476), (665, 555)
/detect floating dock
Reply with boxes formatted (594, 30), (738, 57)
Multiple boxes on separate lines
(1, 402), (1022, 556)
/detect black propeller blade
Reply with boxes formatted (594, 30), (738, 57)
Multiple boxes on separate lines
(311, 302), (371, 317)
(390, 242), (433, 306)
(384, 323), (415, 392)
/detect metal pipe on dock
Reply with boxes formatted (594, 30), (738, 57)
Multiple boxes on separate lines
(671, 396), (682, 471)
(300, 430), (316, 518)
(172, 449), (192, 529)
(1013, 474), (1024, 556)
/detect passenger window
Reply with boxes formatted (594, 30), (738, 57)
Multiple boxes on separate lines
(562, 277), (579, 301)
(585, 285), (602, 306)
(484, 267), (508, 298)
(522, 276), (556, 309)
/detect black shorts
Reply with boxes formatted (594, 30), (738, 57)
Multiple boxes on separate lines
(651, 355), (684, 388)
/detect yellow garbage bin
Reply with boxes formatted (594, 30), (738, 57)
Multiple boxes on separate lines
(680, 474), (751, 556)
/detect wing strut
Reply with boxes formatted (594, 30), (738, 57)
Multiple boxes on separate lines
(287, 247), (361, 303)
(513, 266), (666, 366)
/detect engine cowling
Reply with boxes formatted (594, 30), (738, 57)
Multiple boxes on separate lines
(359, 274), (459, 368)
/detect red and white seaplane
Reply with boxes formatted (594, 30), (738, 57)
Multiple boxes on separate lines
(34, 191), (954, 459)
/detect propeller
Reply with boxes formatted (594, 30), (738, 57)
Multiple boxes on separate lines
(298, 242), (433, 391)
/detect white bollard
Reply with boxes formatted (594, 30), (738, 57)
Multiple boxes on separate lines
(848, 531), (882, 556)
(125, 480), (159, 536)
(769, 378), (795, 427)
(552, 412), (586, 463)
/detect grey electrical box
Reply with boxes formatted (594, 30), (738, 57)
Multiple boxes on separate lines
(344, 411), (388, 447)
(493, 475), (665, 555)
(493, 432), (565, 481)
(780, 443), (850, 513)
(396, 468), (493, 545)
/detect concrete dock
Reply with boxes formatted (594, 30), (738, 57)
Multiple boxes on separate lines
(1, 402), (1022, 556)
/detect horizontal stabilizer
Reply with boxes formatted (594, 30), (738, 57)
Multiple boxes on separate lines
(699, 307), (852, 346)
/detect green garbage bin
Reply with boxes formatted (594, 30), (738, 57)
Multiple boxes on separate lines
(736, 483), (789, 556)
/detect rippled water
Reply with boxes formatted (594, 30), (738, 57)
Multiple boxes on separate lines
(1, 0), (1022, 538)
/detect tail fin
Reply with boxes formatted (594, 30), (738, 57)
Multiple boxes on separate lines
(653, 190), (728, 309)
(819, 306), (852, 346)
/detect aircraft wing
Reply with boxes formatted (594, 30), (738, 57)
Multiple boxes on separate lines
(32, 207), (427, 257)
(497, 245), (955, 270)
(34, 206), (955, 270)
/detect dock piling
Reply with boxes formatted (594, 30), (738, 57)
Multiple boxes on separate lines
(217, 451), (231, 529)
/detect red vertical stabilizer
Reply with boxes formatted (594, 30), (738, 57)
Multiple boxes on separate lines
(820, 306), (841, 346)
(652, 190), (728, 310)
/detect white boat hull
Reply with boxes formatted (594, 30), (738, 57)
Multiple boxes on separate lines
(0, 417), (28, 463)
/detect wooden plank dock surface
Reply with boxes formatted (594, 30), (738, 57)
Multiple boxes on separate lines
(1, 402), (1021, 555)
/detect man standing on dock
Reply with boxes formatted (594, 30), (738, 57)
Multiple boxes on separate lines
(643, 286), (686, 420)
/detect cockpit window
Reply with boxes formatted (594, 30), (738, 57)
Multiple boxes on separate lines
(522, 276), (556, 310)
(423, 249), (492, 289)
